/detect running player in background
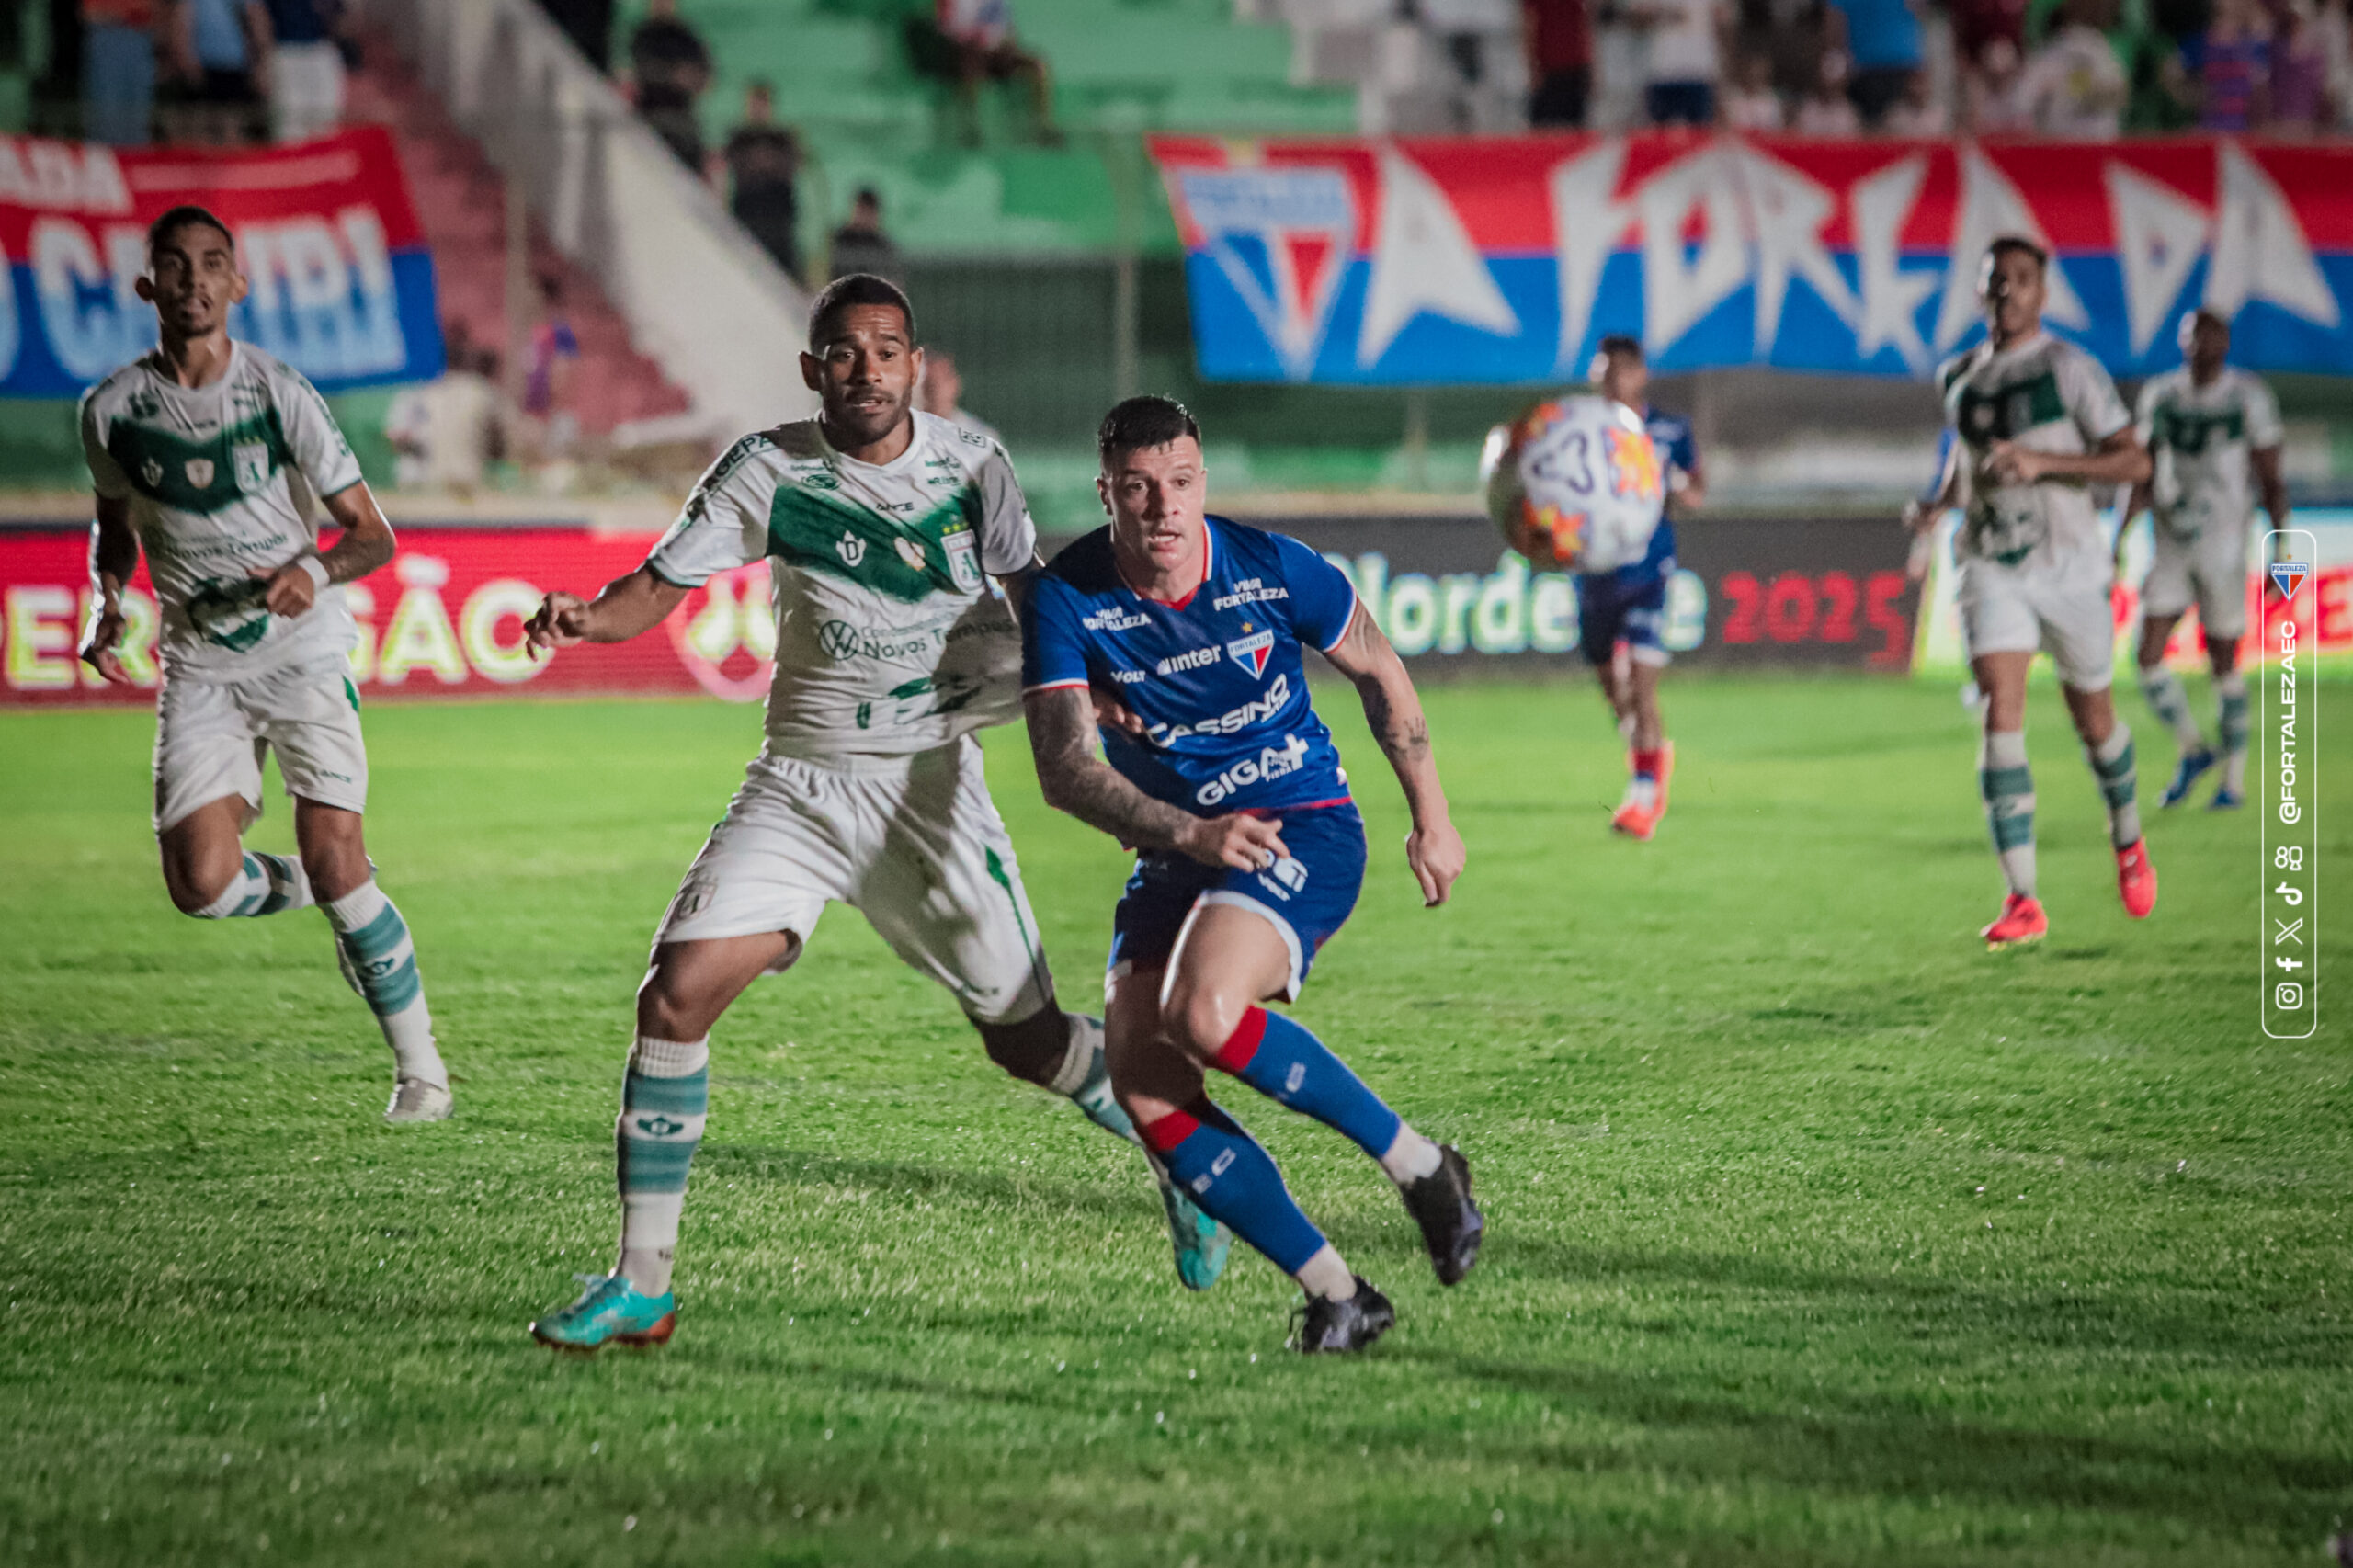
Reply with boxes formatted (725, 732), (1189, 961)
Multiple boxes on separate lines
(76, 204), (451, 1124)
(1023, 396), (1480, 1355)
(522, 278), (1225, 1354)
(1588, 335), (1692, 840)
(1907, 237), (2157, 950)
(2118, 308), (2289, 811)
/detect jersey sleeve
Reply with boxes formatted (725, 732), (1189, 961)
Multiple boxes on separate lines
(644, 436), (772, 587)
(2245, 378), (2285, 449)
(2063, 347), (2132, 444)
(973, 443), (1039, 577)
(2133, 379), (2162, 448)
(1019, 571), (1093, 693)
(1663, 418), (1698, 478)
(78, 389), (131, 501)
(1272, 531), (1359, 652)
(275, 364), (365, 498)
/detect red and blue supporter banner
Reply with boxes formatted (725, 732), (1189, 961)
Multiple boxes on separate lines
(0, 127), (439, 397)
(1148, 134), (2353, 383)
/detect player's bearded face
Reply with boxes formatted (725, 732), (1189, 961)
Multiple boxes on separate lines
(137, 229), (246, 340)
(806, 306), (919, 448)
(1100, 437), (1206, 575)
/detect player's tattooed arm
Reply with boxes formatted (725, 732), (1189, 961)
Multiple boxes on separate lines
(525, 566), (690, 656)
(1024, 687), (1287, 871)
(1320, 604), (1466, 907)
(257, 481), (396, 619)
(79, 496), (141, 687)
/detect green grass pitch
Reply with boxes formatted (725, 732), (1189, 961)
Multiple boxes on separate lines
(2, 675), (2347, 1567)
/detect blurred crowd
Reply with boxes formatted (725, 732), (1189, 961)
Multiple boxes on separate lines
(1523, 0), (2352, 136)
(37, 0), (353, 145)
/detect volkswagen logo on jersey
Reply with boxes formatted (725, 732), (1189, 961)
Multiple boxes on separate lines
(1227, 628), (1275, 678)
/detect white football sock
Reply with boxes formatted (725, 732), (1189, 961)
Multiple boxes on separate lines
(324, 880), (446, 1087)
(1294, 1244), (1357, 1301)
(616, 1033), (710, 1297)
(1380, 1122), (1443, 1186)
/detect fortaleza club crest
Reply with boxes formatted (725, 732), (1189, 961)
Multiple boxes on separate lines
(1175, 165), (1358, 381)
(2271, 561), (2311, 599)
(1227, 628), (1275, 677)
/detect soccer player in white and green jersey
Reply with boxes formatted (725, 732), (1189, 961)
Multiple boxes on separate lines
(75, 204), (452, 1123)
(2119, 308), (2289, 811)
(522, 275), (1228, 1353)
(1908, 237), (2157, 950)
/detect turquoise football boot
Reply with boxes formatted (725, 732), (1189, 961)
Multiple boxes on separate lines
(1155, 1168), (1233, 1291)
(530, 1273), (676, 1353)
(1065, 1019), (1232, 1291)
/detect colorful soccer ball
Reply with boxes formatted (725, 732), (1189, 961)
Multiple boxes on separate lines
(1479, 395), (1665, 573)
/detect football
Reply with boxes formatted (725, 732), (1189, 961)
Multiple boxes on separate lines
(1480, 395), (1664, 572)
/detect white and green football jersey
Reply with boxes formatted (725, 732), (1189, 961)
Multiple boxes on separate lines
(645, 411), (1036, 763)
(1938, 331), (2132, 569)
(79, 343), (365, 681)
(2135, 366), (2282, 540)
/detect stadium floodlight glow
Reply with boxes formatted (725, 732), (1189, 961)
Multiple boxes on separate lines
(2261, 530), (2317, 1040)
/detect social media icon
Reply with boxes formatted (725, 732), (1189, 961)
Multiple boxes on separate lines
(2275, 983), (2305, 1010)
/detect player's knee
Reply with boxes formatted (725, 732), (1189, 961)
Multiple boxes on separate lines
(161, 846), (239, 915)
(635, 970), (716, 1043)
(1162, 985), (1246, 1064)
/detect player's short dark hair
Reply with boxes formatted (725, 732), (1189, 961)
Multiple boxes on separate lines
(1097, 395), (1200, 467)
(147, 204), (233, 257)
(808, 273), (915, 349)
(1985, 234), (2049, 274)
(1597, 334), (1643, 362)
(2187, 305), (2231, 335)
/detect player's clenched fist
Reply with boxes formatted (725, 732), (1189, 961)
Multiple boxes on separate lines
(525, 591), (594, 658)
(78, 600), (131, 687)
(1176, 812), (1289, 872)
(1404, 817), (1465, 908)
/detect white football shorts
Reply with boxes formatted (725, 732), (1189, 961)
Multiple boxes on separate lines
(1956, 551), (2119, 692)
(2143, 521), (2253, 642)
(654, 736), (1055, 1025)
(153, 653), (369, 834)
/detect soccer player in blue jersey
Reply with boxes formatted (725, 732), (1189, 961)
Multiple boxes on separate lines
(1020, 396), (1480, 1354)
(1588, 335), (1699, 840)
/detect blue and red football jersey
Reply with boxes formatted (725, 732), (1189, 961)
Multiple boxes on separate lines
(1022, 517), (1359, 815)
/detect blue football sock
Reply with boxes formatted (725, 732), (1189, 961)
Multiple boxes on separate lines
(1211, 1006), (1403, 1163)
(1142, 1098), (1326, 1276)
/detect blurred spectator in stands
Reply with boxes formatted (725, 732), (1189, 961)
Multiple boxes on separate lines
(1792, 44), (1863, 127)
(915, 350), (1004, 445)
(525, 274), (581, 460)
(2183, 0), (2271, 126)
(161, 0), (266, 143)
(722, 81), (802, 282)
(2321, 0), (2353, 128)
(1523, 0), (1594, 126)
(1827, 0), (1924, 125)
(82, 0), (157, 144)
(2266, 0), (2331, 129)
(540, 0), (614, 71)
(1880, 63), (1949, 128)
(2018, 0), (2131, 133)
(388, 322), (508, 494)
(1964, 33), (2040, 125)
(257, 0), (344, 142)
(830, 187), (901, 281)
(1952, 0), (2032, 75)
(1747, 0), (1847, 103)
(1630, 0), (1729, 125)
(629, 0), (711, 171)
(1720, 45), (1786, 124)
(936, 0), (1061, 146)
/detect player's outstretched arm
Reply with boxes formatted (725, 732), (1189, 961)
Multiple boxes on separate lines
(525, 566), (689, 658)
(1986, 428), (2151, 490)
(1023, 685), (1288, 870)
(1319, 604), (1465, 907)
(79, 496), (140, 687)
(258, 481), (396, 619)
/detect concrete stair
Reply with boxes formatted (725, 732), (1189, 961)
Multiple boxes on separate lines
(345, 35), (693, 439)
